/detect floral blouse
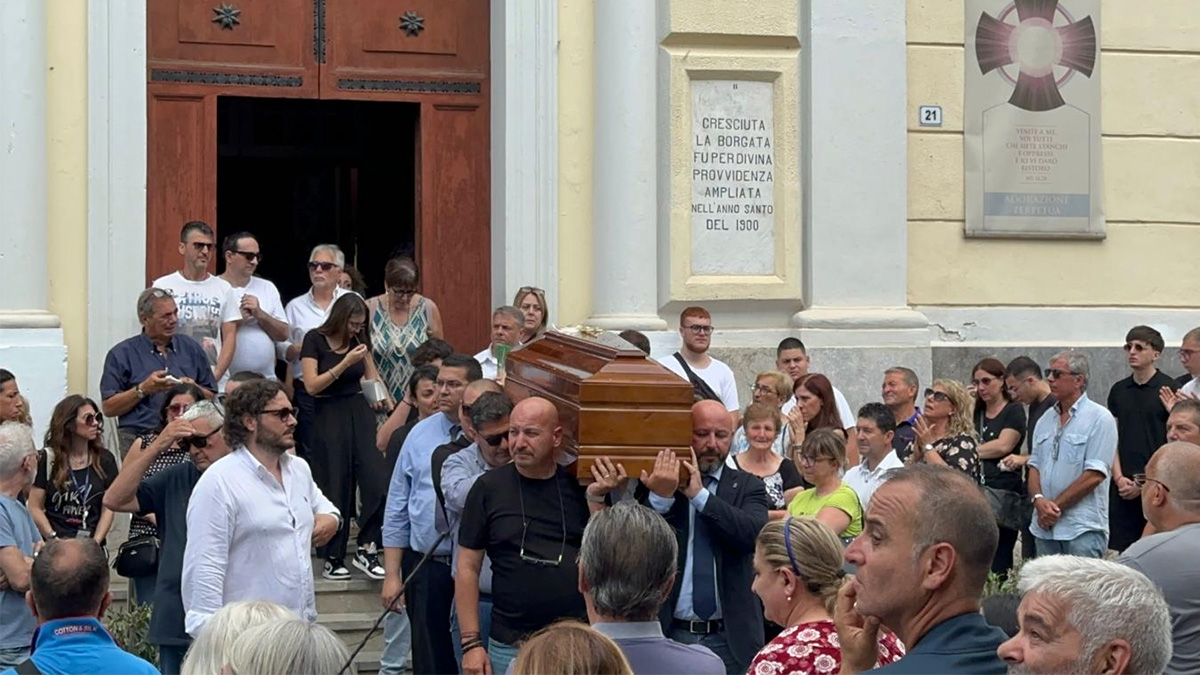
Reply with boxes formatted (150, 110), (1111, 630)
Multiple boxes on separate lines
(910, 433), (982, 483)
(747, 619), (904, 675)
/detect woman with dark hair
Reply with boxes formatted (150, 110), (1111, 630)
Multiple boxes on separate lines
(338, 265), (367, 296)
(512, 286), (549, 343)
(120, 382), (207, 604)
(0, 369), (25, 423)
(972, 357), (1027, 577)
(27, 395), (119, 548)
(367, 256), (444, 406)
(788, 374), (854, 464)
(302, 294), (390, 581)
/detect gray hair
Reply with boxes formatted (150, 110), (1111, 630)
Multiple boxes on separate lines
(884, 366), (919, 390)
(0, 422), (35, 479)
(493, 305), (524, 326)
(181, 400), (224, 429)
(579, 501), (678, 621)
(224, 617), (351, 675)
(180, 600), (296, 675)
(309, 244), (345, 269)
(1050, 350), (1090, 390)
(1017, 556), (1173, 675)
(470, 391), (513, 429)
(137, 288), (175, 321)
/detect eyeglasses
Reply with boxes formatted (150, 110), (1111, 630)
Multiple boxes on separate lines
(233, 250), (263, 262)
(1133, 473), (1170, 492)
(1044, 368), (1078, 380)
(517, 474), (566, 567)
(308, 261), (338, 272)
(259, 407), (297, 422)
(684, 324), (714, 335)
(750, 384), (775, 396)
(798, 454), (828, 466)
(1123, 343), (1151, 353)
(389, 287), (417, 298)
(167, 403), (191, 415)
(971, 376), (996, 387)
(923, 389), (950, 403)
(479, 431), (507, 448)
(181, 425), (223, 450)
(190, 242), (215, 252)
(1181, 349), (1198, 359)
(81, 412), (104, 427)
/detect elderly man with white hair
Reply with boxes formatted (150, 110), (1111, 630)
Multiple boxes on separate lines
(0, 422), (42, 668)
(999, 555), (1172, 674)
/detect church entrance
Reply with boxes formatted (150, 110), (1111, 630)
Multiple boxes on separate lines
(145, 1), (491, 345)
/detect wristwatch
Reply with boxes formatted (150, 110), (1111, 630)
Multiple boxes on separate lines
(135, 384), (146, 399)
(585, 492), (608, 504)
(1032, 493), (1044, 502)
(923, 443), (935, 453)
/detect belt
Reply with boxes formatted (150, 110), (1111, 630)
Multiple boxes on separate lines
(671, 618), (724, 635)
(430, 555), (452, 565)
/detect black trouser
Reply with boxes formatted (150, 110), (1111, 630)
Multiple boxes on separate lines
(309, 394), (387, 560)
(402, 551), (457, 675)
(293, 380), (316, 461)
(991, 525), (1019, 579)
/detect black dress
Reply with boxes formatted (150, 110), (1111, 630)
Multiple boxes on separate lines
(302, 330), (389, 561)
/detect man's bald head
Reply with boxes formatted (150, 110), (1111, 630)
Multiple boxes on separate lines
(692, 400), (731, 431)
(461, 379), (504, 433)
(28, 538), (111, 621)
(1148, 441), (1200, 507)
(513, 396), (559, 427)
(509, 397), (563, 476)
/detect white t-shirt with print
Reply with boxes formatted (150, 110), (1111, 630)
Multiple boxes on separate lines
(153, 272), (232, 371)
(659, 353), (740, 412)
(221, 276), (288, 381)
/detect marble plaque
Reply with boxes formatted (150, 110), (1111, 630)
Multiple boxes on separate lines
(690, 80), (776, 275)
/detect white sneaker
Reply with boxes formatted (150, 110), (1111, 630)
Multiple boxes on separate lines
(323, 559), (351, 581)
(353, 548), (386, 580)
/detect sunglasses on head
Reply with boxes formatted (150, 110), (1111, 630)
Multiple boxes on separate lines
(233, 250), (263, 262)
(181, 425), (223, 451)
(308, 261), (338, 272)
(923, 389), (950, 403)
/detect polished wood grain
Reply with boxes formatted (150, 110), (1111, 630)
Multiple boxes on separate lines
(506, 331), (695, 483)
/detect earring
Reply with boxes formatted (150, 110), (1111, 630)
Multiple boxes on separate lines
(786, 595), (792, 602)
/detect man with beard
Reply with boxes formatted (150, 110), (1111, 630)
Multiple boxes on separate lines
(639, 399), (770, 673)
(181, 380), (339, 636)
(998, 556), (1172, 675)
(0, 422), (40, 668)
(104, 401), (233, 674)
(835, 464), (1006, 673)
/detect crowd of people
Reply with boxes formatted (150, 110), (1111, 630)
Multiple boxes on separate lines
(0, 221), (1197, 674)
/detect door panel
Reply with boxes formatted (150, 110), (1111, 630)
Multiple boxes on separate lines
(419, 103), (490, 349)
(146, 91), (218, 281)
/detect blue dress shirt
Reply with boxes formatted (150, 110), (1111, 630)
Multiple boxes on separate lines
(100, 332), (217, 431)
(383, 412), (457, 555)
(649, 465), (724, 621)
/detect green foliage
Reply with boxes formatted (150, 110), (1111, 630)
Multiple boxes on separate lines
(104, 601), (160, 666)
(981, 561), (1022, 602)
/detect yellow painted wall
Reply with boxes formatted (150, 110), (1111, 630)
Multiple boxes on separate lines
(907, 0), (1200, 307)
(557, 0), (594, 324)
(45, 0), (89, 392)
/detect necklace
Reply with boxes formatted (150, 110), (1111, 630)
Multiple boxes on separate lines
(516, 469), (567, 567)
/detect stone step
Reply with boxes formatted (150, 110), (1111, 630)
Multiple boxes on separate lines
(320, 611), (388, 655)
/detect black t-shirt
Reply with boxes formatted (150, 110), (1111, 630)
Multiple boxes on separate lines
(301, 330), (366, 397)
(34, 450), (119, 541)
(136, 462), (202, 646)
(1026, 394), (1057, 454)
(1108, 370), (1177, 475)
(733, 455), (804, 509)
(977, 401), (1027, 492)
(458, 463), (589, 645)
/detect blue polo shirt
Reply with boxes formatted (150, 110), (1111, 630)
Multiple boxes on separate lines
(100, 333), (216, 432)
(871, 611), (1007, 674)
(7, 617), (159, 675)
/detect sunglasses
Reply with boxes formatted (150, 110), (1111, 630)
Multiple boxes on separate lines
(308, 261), (338, 272)
(232, 250), (263, 262)
(81, 412), (104, 427)
(259, 407), (298, 422)
(923, 389), (950, 403)
(167, 403), (191, 415)
(181, 425), (223, 450)
(971, 376), (996, 387)
(190, 242), (215, 252)
(479, 431), (507, 448)
(1044, 368), (1078, 379)
(517, 286), (544, 295)
(1123, 343), (1151, 353)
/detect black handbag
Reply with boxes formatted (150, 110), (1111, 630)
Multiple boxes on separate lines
(984, 486), (1033, 532)
(114, 535), (160, 578)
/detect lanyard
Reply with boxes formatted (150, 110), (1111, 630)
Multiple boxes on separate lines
(71, 467), (92, 523)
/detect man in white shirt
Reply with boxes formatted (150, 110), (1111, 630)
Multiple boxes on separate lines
(152, 221), (232, 372)
(215, 232), (290, 384)
(1164, 326), (1200, 409)
(843, 402), (905, 509)
(659, 307), (739, 420)
(774, 337), (854, 432)
(182, 379), (339, 636)
(473, 306), (523, 381)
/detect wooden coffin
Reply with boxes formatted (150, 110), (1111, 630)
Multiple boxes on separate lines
(504, 330), (694, 481)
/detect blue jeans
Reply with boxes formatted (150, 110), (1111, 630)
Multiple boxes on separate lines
(450, 594), (493, 667)
(132, 571), (158, 607)
(488, 637), (520, 675)
(0, 647), (31, 668)
(379, 610), (412, 675)
(1034, 530), (1107, 558)
(158, 643), (189, 675)
(667, 627), (741, 674)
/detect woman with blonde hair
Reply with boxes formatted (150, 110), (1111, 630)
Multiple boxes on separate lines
(512, 286), (549, 343)
(180, 600), (295, 675)
(730, 371), (793, 458)
(748, 518), (904, 673)
(729, 402), (804, 520)
(785, 429), (863, 538)
(909, 379), (983, 483)
(223, 617), (351, 675)
(511, 621), (632, 675)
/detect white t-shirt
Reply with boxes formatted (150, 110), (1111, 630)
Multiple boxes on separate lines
(782, 385), (855, 430)
(221, 276), (288, 380)
(843, 450), (905, 509)
(659, 353), (740, 411)
(153, 272), (232, 371)
(1182, 376), (1200, 399)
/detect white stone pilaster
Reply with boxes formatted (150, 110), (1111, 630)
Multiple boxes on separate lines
(587, 0), (667, 330)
